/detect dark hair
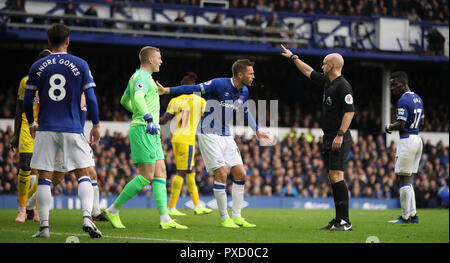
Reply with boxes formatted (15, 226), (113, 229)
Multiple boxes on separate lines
(390, 71), (409, 86)
(232, 59), (255, 77)
(180, 72), (198, 85)
(37, 49), (52, 60)
(46, 23), (70, 47)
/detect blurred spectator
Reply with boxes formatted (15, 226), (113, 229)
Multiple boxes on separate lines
(275, 0), (291, 12)
(8, 0), (26, 23)
(64, 1), (80, 26)
(265, 12), (283, 38)
(256, 0), (272, 12)
(84, 3), (99, 27)
(246, 12), (264, 36)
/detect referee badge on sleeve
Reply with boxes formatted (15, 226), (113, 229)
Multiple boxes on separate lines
(345, 94), (353, 104)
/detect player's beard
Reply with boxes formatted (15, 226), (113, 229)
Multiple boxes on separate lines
(244, 78), (253, 87)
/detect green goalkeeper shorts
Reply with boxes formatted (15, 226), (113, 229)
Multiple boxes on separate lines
(129, 125), (164, 165)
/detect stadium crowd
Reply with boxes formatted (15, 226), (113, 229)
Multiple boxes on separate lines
(1, 87), (448, 133)
(1, 123), (448, 208)
(5, 0), (449, 23)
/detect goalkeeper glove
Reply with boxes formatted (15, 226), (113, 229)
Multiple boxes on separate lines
(144, 114), (158, 135)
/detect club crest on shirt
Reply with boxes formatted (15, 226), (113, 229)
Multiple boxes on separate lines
(345, 94), (353, 104)
(326, 96), (332, 106)
(136, 83), (144, 90)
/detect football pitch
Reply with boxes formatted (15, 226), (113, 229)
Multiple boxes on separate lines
(0, 209), (448, 243)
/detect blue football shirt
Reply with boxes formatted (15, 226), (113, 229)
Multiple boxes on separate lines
(170, 78), (258, 136)
(25, 52), (96, 133)
(396, 91), (424, 134)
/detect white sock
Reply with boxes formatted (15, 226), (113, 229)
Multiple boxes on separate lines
(91, 180), (100, 216)
(78, 176), (93, 218)
(410, 184), (417, 217)
(400, 184), (412, 220)
(232, 180), (245, 218)
(160, 214), (171, 223)
(213, 181), (228, 219)
(108, 204), (119, 214)
(37, 179), (52, 228)
(26, 192), (37, 210)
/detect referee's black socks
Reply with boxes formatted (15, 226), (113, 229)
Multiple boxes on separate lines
(332, 180), (350, 224)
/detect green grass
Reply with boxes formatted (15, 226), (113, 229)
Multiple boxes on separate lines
(0, 209), (448, 243)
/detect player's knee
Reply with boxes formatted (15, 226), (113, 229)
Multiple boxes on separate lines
(19, 163), (32, 172)
(52, 176), (63, 186)
(88, 167), (97, 181)
(328, 171), (344, 184)
(397, 175), (411, 185)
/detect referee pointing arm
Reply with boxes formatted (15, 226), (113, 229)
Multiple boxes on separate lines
(281, 44), (355, 231)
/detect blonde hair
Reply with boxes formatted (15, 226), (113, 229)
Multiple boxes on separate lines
(139, 46), (160, 64)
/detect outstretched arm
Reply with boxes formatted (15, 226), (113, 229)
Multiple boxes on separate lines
(280, 44), (314, 79)
(156, 80), (214, 96)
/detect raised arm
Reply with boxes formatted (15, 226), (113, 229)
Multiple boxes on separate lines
(280, 44), (314, 79)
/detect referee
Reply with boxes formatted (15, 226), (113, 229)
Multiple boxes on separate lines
(281, 45), (355, 231)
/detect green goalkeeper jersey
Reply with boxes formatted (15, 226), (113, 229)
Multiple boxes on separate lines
(122, 69), (160, 128)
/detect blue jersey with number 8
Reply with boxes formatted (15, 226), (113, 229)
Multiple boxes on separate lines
(25, 52), (96, 133)
(396, 91), (424, 134)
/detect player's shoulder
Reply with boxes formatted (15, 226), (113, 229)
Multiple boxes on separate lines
(20, 75), (29, 84)
(29, 57), (46, 72)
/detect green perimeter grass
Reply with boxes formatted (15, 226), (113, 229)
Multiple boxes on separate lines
(0, 209), (448, 243)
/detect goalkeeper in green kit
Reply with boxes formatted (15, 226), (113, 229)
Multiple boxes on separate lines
(103, 46), (187, 230)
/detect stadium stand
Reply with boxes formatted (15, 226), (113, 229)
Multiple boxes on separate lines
(0, 0), (448, 209)
(1, 126), (448, 208)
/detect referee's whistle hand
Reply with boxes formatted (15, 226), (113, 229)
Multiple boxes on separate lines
(332, 135), (343, 151)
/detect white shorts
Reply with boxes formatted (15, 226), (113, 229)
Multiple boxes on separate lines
(31, 131), (95, 172)
(197, 133), (243, 173)
(395, 134), (423, 176)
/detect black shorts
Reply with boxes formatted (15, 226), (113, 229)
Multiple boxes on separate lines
(321, 131), (352, 172)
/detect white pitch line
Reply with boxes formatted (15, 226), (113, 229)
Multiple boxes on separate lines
(0, 228), (215, 243)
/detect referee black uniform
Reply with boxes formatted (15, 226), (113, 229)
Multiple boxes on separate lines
(310, 70), (354, 229)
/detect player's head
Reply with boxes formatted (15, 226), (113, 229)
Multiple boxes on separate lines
(390, 71), (409, 97)
(46, 23), (70, 50)
(181, 72), (198, 85)
(37, 49), (52, 60)
(139, 46), (162, 72)
(232, 59), (255, 87)
(322, 53), (344, 77)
